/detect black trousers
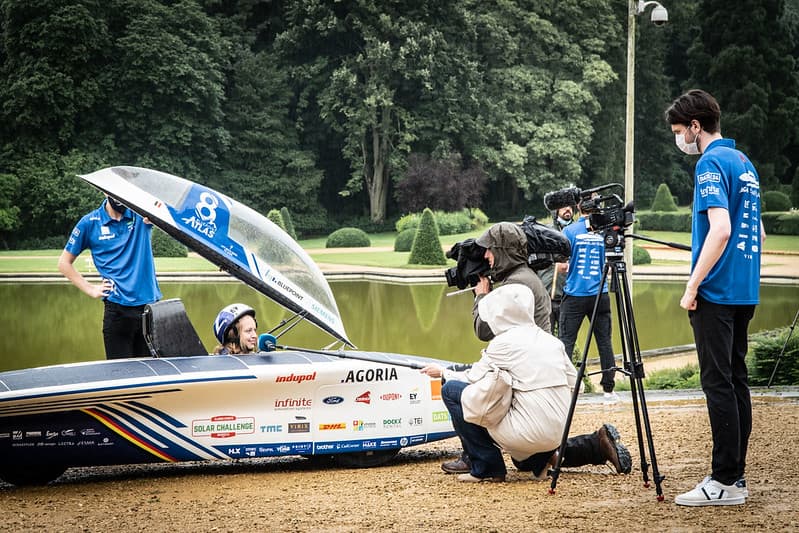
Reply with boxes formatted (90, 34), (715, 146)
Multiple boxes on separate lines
(103, 300), (150, 359)
(559, 293), (616, 392)
(689, 297), (755, 485)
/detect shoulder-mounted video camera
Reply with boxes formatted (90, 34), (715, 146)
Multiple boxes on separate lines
(444, 219), (571, 290)
(544, 182), (635, 251)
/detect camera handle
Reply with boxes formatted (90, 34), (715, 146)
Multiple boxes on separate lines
(548, 257), (665, 501)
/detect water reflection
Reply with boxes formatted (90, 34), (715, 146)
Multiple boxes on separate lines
(1, 281), (797, 372)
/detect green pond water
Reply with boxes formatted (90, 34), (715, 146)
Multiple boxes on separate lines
(1, 280), (797, 372)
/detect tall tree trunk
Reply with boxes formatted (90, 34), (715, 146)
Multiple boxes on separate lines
(366, 107), (391, 223)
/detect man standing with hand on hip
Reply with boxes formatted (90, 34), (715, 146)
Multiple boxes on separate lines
(58, 194), (161, 359)
(665, 89), (763, 506)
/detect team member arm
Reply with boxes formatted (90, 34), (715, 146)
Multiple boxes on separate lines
(680, 207), (730, 310)
(57, 250), (111, 299)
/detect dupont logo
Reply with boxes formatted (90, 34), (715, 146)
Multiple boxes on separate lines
(356, 391), (371, 405)
(380, 393), (402, 401)
(276, 372), (317, 384)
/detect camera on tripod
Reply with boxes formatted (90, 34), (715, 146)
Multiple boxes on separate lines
(444, 218), (571, 290)
(544, 183), (635, 252)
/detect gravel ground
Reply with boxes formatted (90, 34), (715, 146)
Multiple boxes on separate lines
(2, 394), (798, 532)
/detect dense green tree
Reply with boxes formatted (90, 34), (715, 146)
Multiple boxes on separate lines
(213, 49), (324, 227)
(687, 0), (799, 190)
(0, 173), (21, 249)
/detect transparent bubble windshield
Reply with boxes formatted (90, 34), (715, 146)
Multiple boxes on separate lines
(109, 166), (340, 319)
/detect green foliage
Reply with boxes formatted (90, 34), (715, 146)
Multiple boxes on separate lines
(394, 229), (417, 252)
(651, 183), (679, 212)
(644, 365), (702, 390)
(326, 227), (371, 248)
(748, 327), (799, 386)
(632, 246), (651, 265)
(396, 209), (478, 236)
(408, 208), (446, 265)
(762, 190), (792, 212)
(280, 207), (298, 240)
(151, 228), (187, 258)
(267, 209), (286, 231)
(762, 212), (799, 235)
(636, 211), (692, 232)
(0, 174), (22, 248)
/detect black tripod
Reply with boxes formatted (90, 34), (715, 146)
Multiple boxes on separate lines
(548, 247), (665, 501)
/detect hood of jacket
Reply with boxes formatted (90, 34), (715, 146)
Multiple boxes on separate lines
(477, 284), (537, 336)
(475, 222), (527, 281)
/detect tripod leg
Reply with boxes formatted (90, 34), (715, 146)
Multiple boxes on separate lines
(614, 263), (665, 500)
(549, 262), (611, 494)
(767, 306), (799, 388)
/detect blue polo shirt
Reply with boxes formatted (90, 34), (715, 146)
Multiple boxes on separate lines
(563, 218), (608, 297)
(691, 138), (761, 305)
(65, 200), (161, 306)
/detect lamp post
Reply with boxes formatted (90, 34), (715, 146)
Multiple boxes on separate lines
(624, 0), (668, 271)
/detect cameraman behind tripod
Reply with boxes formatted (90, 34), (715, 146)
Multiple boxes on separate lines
(558, 203), (619, 404)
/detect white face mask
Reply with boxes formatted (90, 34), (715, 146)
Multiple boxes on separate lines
(675, 131), (700, 155)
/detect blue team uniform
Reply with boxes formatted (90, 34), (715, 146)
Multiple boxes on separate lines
(691, 138), (761, 305)
(562, 219), (608, 297)
(65, 200), (161, 306)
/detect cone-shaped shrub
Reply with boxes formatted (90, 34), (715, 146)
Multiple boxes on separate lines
(267, 209), (286, 231)
(280, 206), (298, 240)
(408, 208), (446, 265)
(651, 183), (678, 212)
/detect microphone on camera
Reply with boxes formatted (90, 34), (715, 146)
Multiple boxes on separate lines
(258, 333), (277, 352)
(543, 187), (581, 211)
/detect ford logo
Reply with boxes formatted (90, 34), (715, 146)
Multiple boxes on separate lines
(322, 396), (344, 405)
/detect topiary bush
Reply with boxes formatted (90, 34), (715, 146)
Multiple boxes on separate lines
(394, 228), (416, 252)
(748, 327), (799, 386)
(267, 209), (286, 231)
(280, 206), (298, 240)
(151, 227), (188, 257)
(408, 208), (447, 265)
(651, 183), (679, 212)
(326, 227), (371, 248)
(632, 245), (651, 265)
(762, 190), (792, 212)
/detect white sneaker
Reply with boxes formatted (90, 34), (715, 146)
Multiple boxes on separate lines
(735, 478), (749, 498)
(603, 391), (620, 404)
(675, 476), (746, 506)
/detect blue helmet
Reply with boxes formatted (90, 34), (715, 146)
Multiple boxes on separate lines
(213, 303), (256, 345)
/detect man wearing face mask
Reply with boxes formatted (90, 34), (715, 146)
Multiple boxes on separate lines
(665, 89), (764, 506)
(58, 194), (161, 359)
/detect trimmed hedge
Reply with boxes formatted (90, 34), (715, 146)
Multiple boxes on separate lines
(762, 212), (799, 235)
(635, 211), (692, 232)
(396, 208), (488, 236)
(394, 228), (416, 252)
(326, 227), (371, 248)
(632, 245), (651, 265)
(408, 208), (447, 265)
(762, 190), (792, 212)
